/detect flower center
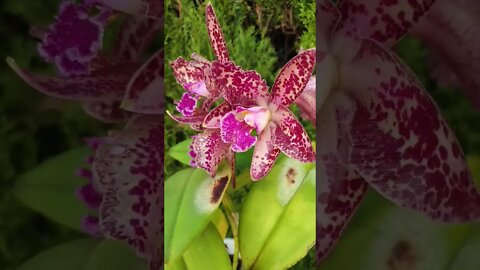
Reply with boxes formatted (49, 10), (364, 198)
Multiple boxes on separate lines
(237, 106), (271, 133)
(185, 80), (209, 97)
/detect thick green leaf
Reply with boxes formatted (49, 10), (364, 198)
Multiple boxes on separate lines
(239, 157), (315, 269)
(166, 223), (231, 270)
(14, 147), (91, 231)
(448, 225), (480, 270)
(211, 209), (229, 239)
(182, 223), (231, 270)
(168, 139), (192, 165)
(17, 238), (147, 270)
(165, 167), (230, 264)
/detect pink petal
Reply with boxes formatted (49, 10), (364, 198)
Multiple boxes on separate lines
(220, 112), (257, 152)
(38, 2), (109, 76)
(273, 106), (315, 162)
(76, 182), (103, 210)
(206, 3), (229, 62)
(175, 93), (198, 117)
(337, 0), (436, 45)
(270, 49), (316, 107)
(203, 101), (232, 128)
(318, 0), (341, 50)
(7, 58), (138, 101)
(190, 130), (230, 177)
(123, 49), (164, 114)
(339, 39), (480, 221)
(83, 100), (133, 123)
(81, 215), (102, 236)
(412, 0), (480, 109)
(250, 124), (280, 181)
(317, 153), (368, 262)
(92, 115), (163, 260)
(294, 76), (316, 124)
(209, 61), (269, 106)
(114, 17), (162, 62)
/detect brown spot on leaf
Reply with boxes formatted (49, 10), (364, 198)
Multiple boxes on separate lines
(286, 168), (297, 184)
(210, 176), (229, 204)
(387, 240), (418, 270)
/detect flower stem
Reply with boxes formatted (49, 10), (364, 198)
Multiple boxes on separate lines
(222, 192), (239, 270)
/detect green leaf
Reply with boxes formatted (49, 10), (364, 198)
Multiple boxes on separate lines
(239, 157), (315, 269)
(168, 139), (192, 165)
(17, 238), (147, 270)
(211, 209), (229, 239)
(448, 225), (480, 270)
(14, 147), (91, 231)
(182, 223), (231, 270)
(165, 167), (230, 264)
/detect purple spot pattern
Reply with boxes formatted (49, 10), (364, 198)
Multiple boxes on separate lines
(190, 130), (229, 177)
(206, 3), (229, 62)
(220, 112), (257, 153)
(250, 125), (280, 181)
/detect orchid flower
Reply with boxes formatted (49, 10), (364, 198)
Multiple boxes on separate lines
(412, 0), (480, 109)
(316, 0), (480, 263)
(294, 76), (316, 124)
(169, 3), (230, 125)
(202, 49), (316, 180)
(8, 0), (164, 122)
(75, 116), (164, 269)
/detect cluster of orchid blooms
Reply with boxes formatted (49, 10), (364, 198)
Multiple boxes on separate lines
(7, 0), (480, 269)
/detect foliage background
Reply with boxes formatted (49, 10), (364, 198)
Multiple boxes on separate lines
(0, 0), (479, 269)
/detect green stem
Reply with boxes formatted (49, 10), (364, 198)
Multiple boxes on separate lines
(222, 192), (239, 270)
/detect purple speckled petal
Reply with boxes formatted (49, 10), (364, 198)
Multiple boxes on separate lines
(114, 16), (162, 62)
(270, 49), (316, 107)
(166, 110), (206, 126)
(273, 106), (315, 162)
(190, 130), (230, 177)
(83, 100), (133, 123)
(76, 182), (103, 210)
(81, 215), (102, 236)
(8, 58), (139, 101)
(339, 38), (480, 222)
(38, 2), (109, 76)
(170, 57), (209, 93)
(123, 49), (164, 114)
(210, 61), (269, 106)
(337, 0), (437, 45)
(90, 0), (163, 19)
(203, 101), (232, 128)
(206, 3), (229, 62)
(250, 124), (280, 181)
(92, 115), (163, 263)
(220, 112), (257, 152)
(176, 93), (198, 117)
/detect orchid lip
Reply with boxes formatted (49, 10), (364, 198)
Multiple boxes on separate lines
(236, 106), (271, 133)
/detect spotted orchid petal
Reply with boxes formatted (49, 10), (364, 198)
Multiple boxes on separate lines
(88, 0), (163, 19)
(251, 124), (280, 181)
(242, 106), (271, 134)
(273, 106), (315, 163)
(190, 130), (230, 177)
(114, 17), (162, 62)
(413, 0), (480, 109)
(206, 3), (229, 62)
(294, 76), (316, 124)
(203, 101), (232, 128)
(318, 0), (341, 50)
(38, 2), (109, 76)
(92, 115), (163, 266)
(166, 110), (207, 125)
(83, 100), (133, 123)
(123, 49), (164, 114)
(337, 0), (437, 45)
(270, 49), (316, 107)
(175, 93), (198, 117)
(210, 61), (269, 107)
(7, 58), (138, 101)
(170, 57), (208, 94)
(317, 154), (368, 262)
(339, 39), (480, 222)
(220, 112), (257, 152)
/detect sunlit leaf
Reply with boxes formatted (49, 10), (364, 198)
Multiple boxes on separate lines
(14, 147), (90, 231)
(165, 167), (230, 264)
(211, 209), (229, 239)
(168, 139), (192, 165)
(239, 157), (315, 269)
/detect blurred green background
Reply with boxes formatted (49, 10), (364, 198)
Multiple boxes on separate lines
(1, 0), (480, 269)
